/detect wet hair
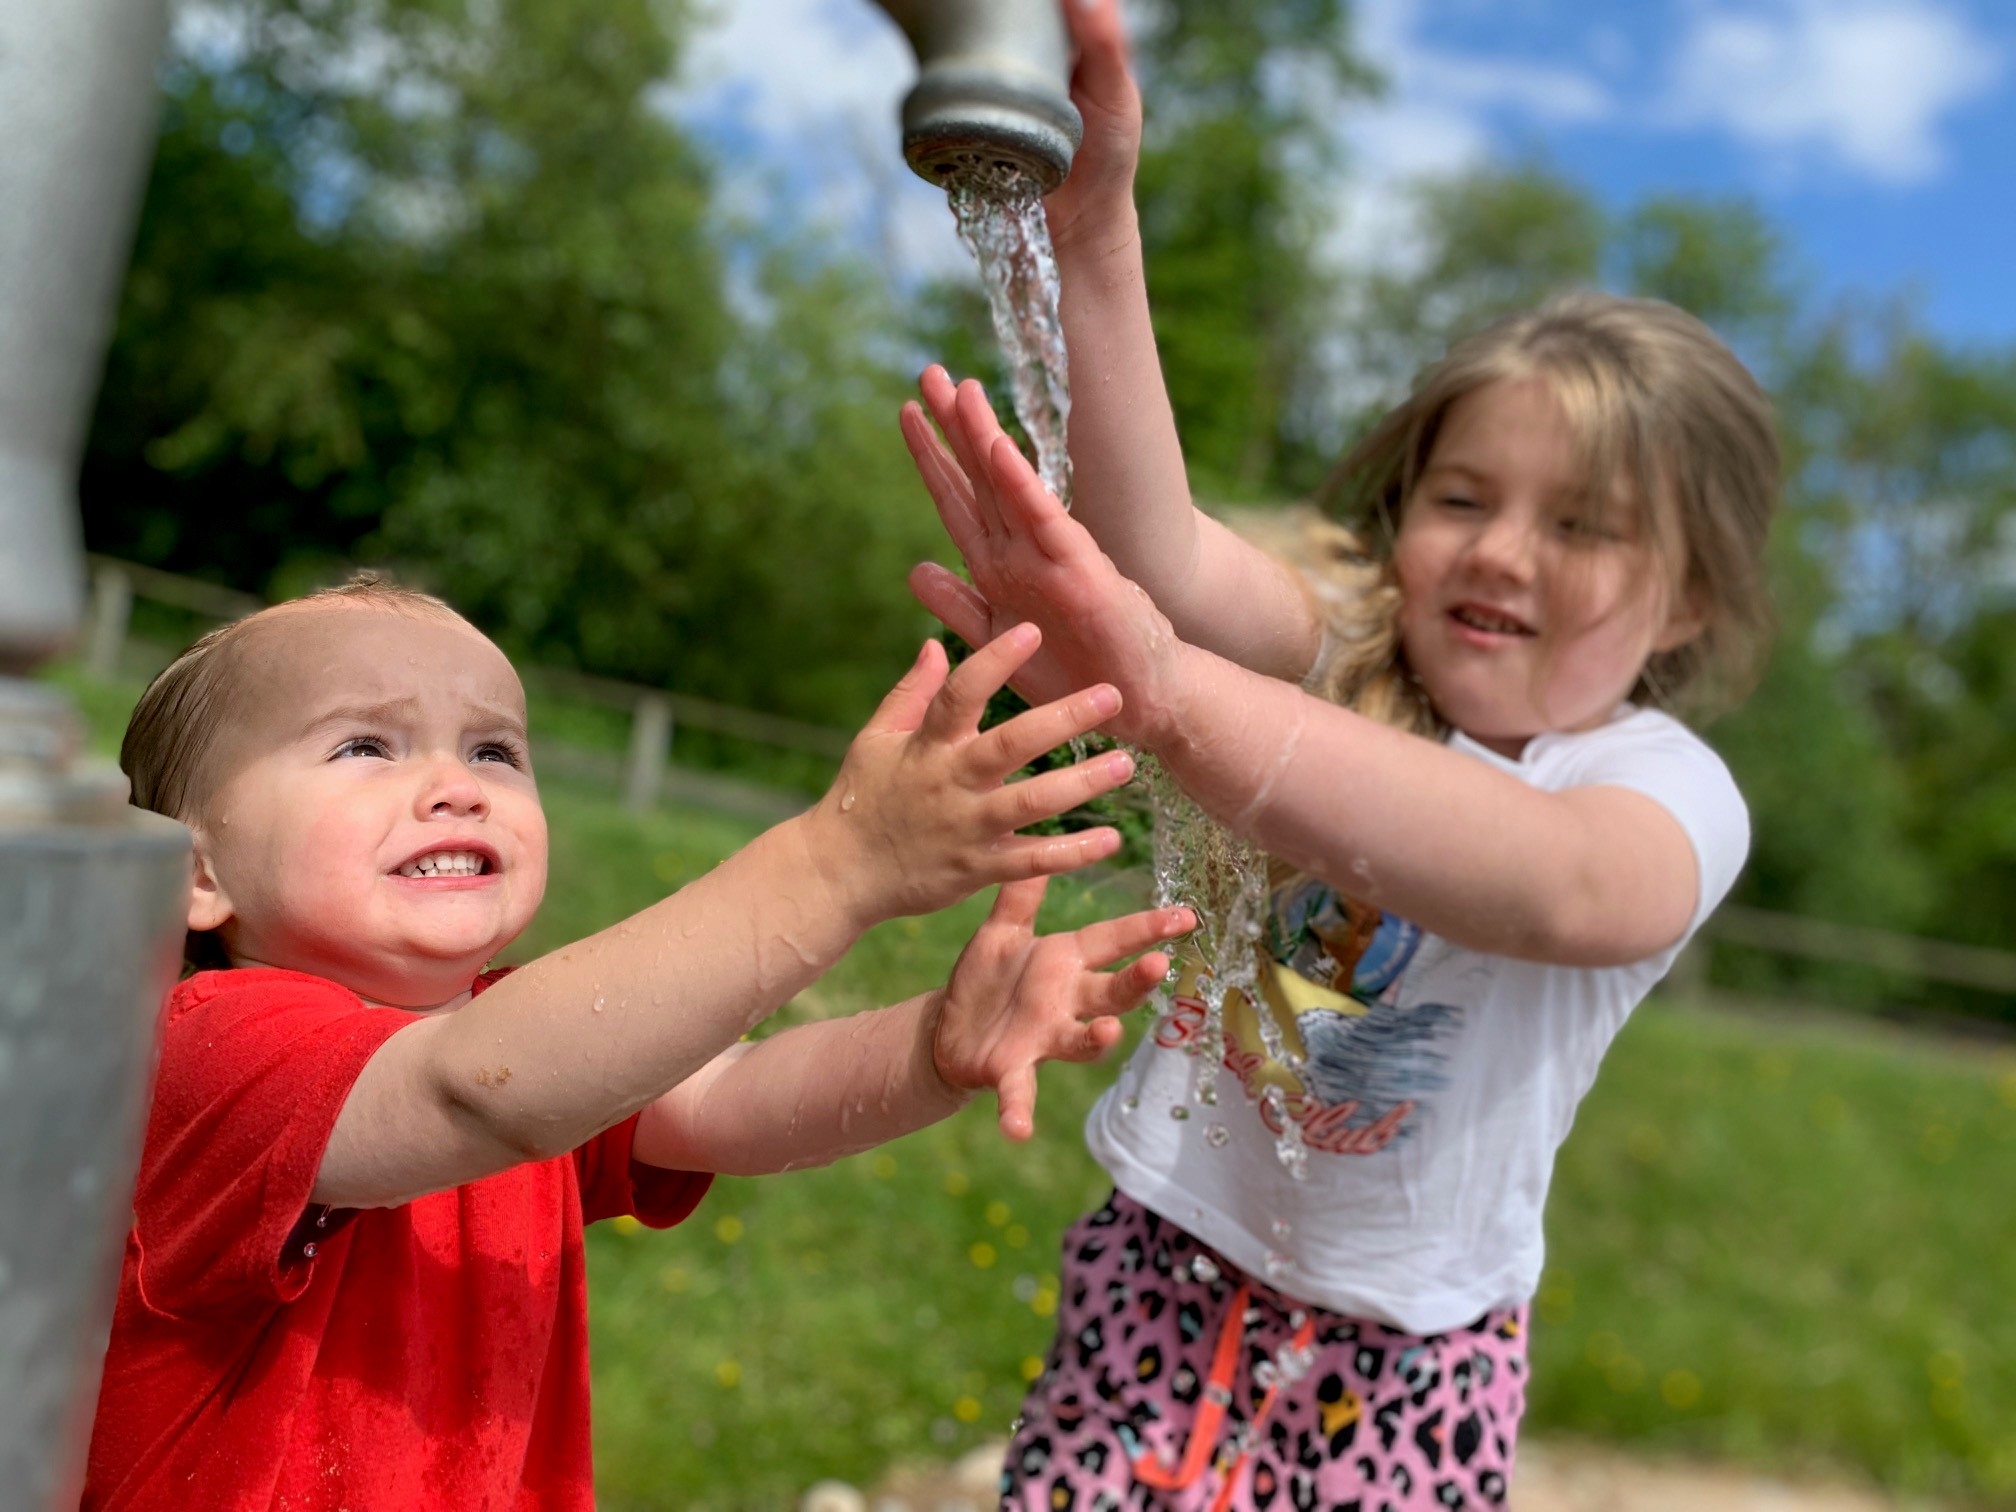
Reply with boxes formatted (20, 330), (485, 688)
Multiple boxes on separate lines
(1270, 292), (1780, 730)
(120, 572), (463, 970)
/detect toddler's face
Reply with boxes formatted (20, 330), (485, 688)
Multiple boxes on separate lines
(188, 604), (548, 1009)
(1392, 376), (1702, 757)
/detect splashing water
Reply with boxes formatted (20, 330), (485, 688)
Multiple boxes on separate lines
(1141, 754), (1310, 1179)
(943, 164), (1309, 1181)
(946, 163), (1073, 506)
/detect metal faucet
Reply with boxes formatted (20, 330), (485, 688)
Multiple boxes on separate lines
(869, 0), (1082, 192)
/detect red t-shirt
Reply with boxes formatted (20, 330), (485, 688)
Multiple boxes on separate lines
(82, 967), (710, 1511)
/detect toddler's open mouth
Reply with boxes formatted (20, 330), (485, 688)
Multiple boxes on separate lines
(395, 847), (499, 879)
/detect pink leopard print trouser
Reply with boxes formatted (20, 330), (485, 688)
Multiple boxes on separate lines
(1001, 1192), (1526, 1512)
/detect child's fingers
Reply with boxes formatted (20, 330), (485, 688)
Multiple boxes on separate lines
(987, 875), (1049, 931)
(995, 1062), (1039, 1142)
(1043, 1015), (1125, 1068)
(1070, 907), (1197, 974)
(921, 367), (991, 503)
(952, 380), (1016, 535)
(968, 685), (1125, 780)
(1079, 1015), (1126, 1058)
(986, 748), (1133, 832)
(921, 622), (1041, 742)
(985, 434), (1087, 563)
(935, 379), (1008, 532)
(1064, 0), (1139, 123)
(907, 562), (997, 652)
(857, 638), (949, 737)
(1089, 951), (1172, 1017)
(900, 401), (988, 558)
(993, 826), (1122, 880)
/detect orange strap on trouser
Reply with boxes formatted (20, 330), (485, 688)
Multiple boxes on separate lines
(1129, 1283), (1317, 1510)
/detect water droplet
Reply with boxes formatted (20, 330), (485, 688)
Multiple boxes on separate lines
(592, 996), (605, 1014)
(1189, 1254), (1221, 1284)
(1264, 1250), (1292, 1281)
(1168, 1105), (1190, 1122)
(302, 1242), (318, 1259)
(839, 789), (857, 812)
(1270, 1217), (1293, 1242)
(1120, 1094), (1139, 1114)
(1204, 1121), (1231, 1148)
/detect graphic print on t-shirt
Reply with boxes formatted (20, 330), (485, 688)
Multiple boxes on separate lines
(1155, 873), (1464, 1157)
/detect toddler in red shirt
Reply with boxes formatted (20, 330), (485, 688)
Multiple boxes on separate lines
(82, 575), (1190, 1512)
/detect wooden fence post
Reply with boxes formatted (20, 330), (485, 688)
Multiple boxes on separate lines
(623, 694), (672, 814)
(85, 561), (133, 681)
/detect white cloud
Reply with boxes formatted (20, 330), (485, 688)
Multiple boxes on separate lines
(662, 0), (967, 284)
(1326, 0), (1613, 275)
(1665, 0), (2002, 184)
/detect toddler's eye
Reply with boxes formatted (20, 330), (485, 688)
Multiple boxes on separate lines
(333, 736), (391, 760)
(473, 742), (526, 769)
(1439, 494), (1479, 511)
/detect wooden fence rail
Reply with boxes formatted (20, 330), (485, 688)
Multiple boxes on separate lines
(82, 555), (852, 814)
(73, 556), (2016, 1007)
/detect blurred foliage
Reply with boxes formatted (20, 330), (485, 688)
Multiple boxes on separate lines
(82, 0), (2016, 1022)
(1320, 164), (2016, 1024)
(84, 0), (946, 724)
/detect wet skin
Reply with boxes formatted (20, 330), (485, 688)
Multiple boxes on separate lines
(186, 605), (548, 1011)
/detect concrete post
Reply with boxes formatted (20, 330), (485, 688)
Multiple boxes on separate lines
(0, 1), (185, 1505)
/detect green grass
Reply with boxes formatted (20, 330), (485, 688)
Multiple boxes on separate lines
(43, 666), (2016, 1506)
(526, 783), (2016, 1508)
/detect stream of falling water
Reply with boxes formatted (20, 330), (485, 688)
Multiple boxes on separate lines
(945, 165), (1307, 1184)
(946, 164), (1073, 507)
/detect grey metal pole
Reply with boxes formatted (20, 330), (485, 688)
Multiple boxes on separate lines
(0, 0), (187, 1506)
(868, 0), (1082, 191)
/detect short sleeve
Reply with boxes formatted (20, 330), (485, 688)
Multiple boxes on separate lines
(574, 1114), (711, 1230)
(1566, 715), (1751, 934)
(131, 970), (415, 1317)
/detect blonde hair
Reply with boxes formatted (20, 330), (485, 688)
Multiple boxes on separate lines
(1278, 292), (1779, 729)
(121, 572), (462, 969)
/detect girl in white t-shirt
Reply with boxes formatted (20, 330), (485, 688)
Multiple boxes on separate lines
(894, 8), (1778, 1508)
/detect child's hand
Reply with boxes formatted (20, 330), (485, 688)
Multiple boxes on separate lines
(811, 623), (1139, 924)
(1045, 0), (1143, 258)
(933, 879), (1194, 1140)
(901, 378), (1184, 746)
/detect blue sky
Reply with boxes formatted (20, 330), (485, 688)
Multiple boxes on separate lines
(666, 0), (2012, 350)
(1352, 0), (2013, 348)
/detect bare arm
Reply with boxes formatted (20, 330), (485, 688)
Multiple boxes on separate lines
(914, 0), (1320, 677)
(908, 392), (1704, 968)
(1148, 644), (1701, 964)
(634, 880), (1193, 1175)
(312, 633), (1139, 1209)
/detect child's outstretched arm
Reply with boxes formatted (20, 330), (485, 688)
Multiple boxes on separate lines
(915, 0), (1321, 681)
(631, 881), (1194, 1174)
(313, 630), (1143, 1209)
(907, 388), (1709, 972)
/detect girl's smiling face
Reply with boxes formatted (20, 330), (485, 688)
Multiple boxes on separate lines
(186, 604), (548, 1010)
(1393, 376), (1705, 758)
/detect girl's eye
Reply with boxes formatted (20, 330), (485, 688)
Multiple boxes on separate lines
(333, 736), (391, 760)
(1559, 515), (1623, 542)
(1439, 494), (1479, 511)
(473, 742), (526, 769)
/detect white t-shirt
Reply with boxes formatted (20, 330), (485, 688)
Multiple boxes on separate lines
(1084, 707), (1749, 1335)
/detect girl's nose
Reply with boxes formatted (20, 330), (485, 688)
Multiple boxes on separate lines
(417, 757), (489, 819)
(1468, 509), (1539, 583)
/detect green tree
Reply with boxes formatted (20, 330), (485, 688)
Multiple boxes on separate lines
(1130, 1), (1376, 497)
(85, 0), (945, 723)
